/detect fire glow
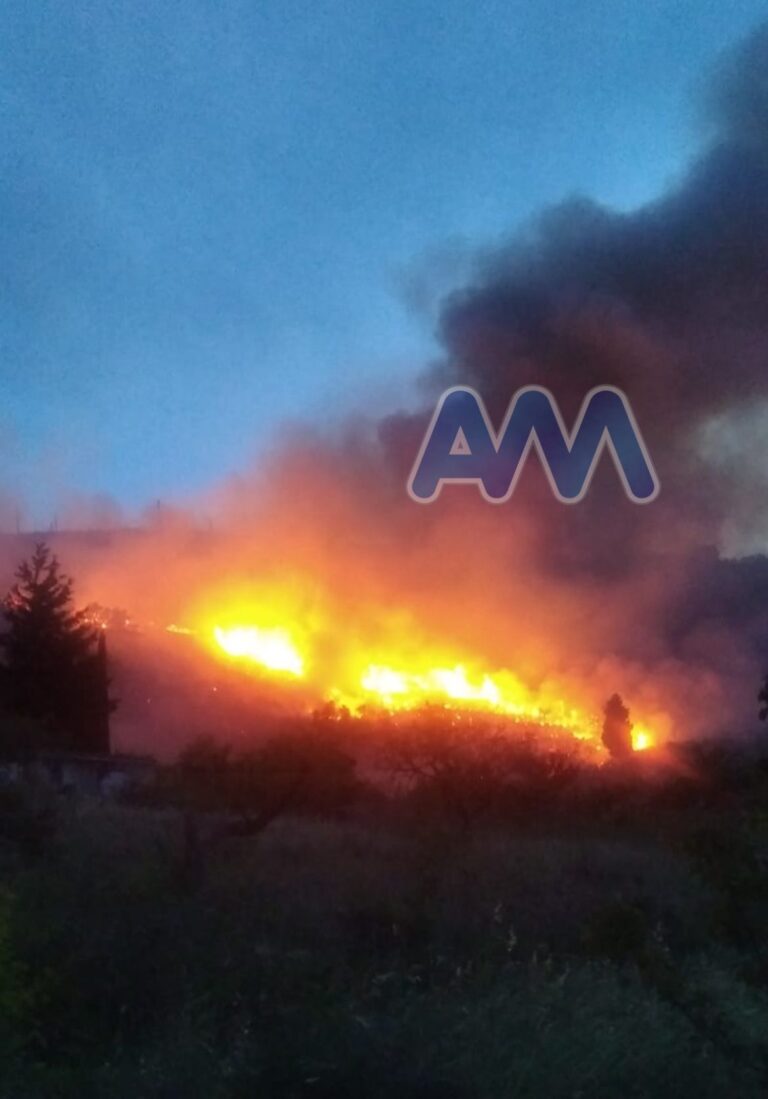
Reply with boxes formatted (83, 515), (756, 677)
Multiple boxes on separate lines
(349, 662), (586, 731)
(213, 625), (305, 677)
(205, 612), (655, 753)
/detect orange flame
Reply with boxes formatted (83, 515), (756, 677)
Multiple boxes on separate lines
(632, 727), (654, 751)
(165, 579), (661, 753)
(213, 624), (304, 677)
(207, 614), (604, 744)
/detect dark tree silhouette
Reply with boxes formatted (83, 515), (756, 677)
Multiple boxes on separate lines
(0, 543), (115, 755)
(383, 709), (581, 829)
(759, 673), (768, 721)
(173, 726), (357, 822)
(171, 725), (358, 890)
(602, 693), (633, 759)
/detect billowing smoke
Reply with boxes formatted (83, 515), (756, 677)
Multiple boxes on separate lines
(374, 23), (768, 739)
(6, 27), (768, 756)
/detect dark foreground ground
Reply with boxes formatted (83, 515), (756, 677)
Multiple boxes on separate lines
(1, 794), (768, 1098)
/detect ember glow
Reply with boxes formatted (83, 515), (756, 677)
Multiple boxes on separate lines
(632, 728), (653, 752)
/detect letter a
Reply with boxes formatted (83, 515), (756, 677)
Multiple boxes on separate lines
(408, 388), (501, 502)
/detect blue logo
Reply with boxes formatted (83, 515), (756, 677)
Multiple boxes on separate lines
(408, 386), (659, 504)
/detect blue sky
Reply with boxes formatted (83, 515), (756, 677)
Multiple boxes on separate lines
(1, 0), (766, 524)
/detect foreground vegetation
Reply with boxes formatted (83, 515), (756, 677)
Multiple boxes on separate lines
(5, 541), (768, 1094)
(3, 740), (768, 1098)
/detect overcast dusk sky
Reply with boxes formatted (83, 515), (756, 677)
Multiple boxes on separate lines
(2, 0), (767, 524)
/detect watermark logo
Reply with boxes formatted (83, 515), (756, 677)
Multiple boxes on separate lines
(408, 386), (659, 504)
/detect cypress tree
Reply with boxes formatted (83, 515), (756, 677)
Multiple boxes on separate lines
(0, 543), (114, 754)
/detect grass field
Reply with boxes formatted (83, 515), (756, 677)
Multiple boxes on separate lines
(1, 789), (768, 1098)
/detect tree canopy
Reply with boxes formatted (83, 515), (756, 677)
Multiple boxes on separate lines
(602, 693), (633, 760)
(0, 543), (114, 756)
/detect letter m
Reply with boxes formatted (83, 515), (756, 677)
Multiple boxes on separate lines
(408, 386), (659, 504)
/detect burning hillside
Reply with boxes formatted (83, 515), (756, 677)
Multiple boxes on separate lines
(72, 565), (659, 758)
(3, 29), (768, 759)
(63, 556), (656, 756)
(207, 616), (655, 751)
